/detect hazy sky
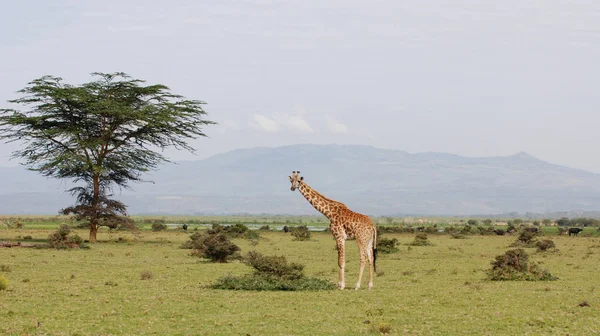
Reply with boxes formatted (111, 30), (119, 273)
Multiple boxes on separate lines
(2, 1), (600, 172)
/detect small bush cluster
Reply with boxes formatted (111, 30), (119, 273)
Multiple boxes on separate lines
(151, 223), (167, 232)
(377, 237), (399, 254)
(210, 223), (259, 240)
(291, 225), (311, 241)
(510, 230), (539, 248)
(487, 248), (558, 281)
(140, 270), (153, 280)
(48, 225), (87, 249)
(409, 233), (432, 246)
(211, 251), (336, 291)
(536, 239), (557, 252)
(186, 231), (240, 263)
(0, 274), (8, 291)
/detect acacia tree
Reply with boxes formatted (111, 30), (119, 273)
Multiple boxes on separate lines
(0, 72), (215, 242)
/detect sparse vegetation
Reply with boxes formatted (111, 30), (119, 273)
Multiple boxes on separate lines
(409, 233), (432, 246)
(140, 270), (153, 280)
(187, 231), (240, 263)
(377, 237), (399, 254)
(151, 223), (168, 232)
(291, 225), (311, 241)
(487, 249), (558, 281)
(211, 251), (336, 291)
(48, 224), (87, 249)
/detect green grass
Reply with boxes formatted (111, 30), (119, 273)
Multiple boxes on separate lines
(0, 227), (599, 335)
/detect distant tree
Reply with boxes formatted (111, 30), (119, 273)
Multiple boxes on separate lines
(532, 220), (540, 226)
(467, 219), (478, 226)
(483, 219), (492, 226)
(556, 217), (571, 227)
(513, 219), (524, 225)
(0, 72), (215, 242)
(541, 219), (553, 226)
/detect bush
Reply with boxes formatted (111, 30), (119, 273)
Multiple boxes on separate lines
(291, 226), (311, 241)
(487, 249), (558, 281)
(258, 225), (271, 231)
(211, 251), (336, 291)
(0, 265), (11, 272)
(151, 223), (167, 232)
(140, 270), (153, 280)
(377, 237), (399, 254)
(409, 233), (431, 246)
(510, 230), (539, 248)
(536, 239), (557, 252)
(0, 274), (8, 291)
(48, 225), (87, 249)
(188, 231), (240, 263)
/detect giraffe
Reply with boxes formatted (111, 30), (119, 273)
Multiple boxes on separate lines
(289, 171), (378, 290)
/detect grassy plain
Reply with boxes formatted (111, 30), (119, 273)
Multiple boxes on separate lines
(1, 226), (599, 335)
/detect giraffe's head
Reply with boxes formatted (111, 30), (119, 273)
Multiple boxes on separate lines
(289, 170), (304, 191)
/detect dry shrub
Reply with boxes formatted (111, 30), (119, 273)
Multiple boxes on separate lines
(211, 251), (335, 291)
(48, 225), (87, 249)
(487, 249), (558, 281)
(291, 225), (311, 241)
(187, 231), (240, 263)
(536, 239), (557, 252)
(140, 270), (153, 280)
(409, 233), (432, 246)
(377, 237), (399, 254)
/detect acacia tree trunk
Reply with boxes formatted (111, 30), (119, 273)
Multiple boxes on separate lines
(89, 173), (100, 243)
(89, 221), (98, 243)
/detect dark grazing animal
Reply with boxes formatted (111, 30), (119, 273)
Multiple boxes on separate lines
(494, 229), (506, 236)
(568, 227), (583, 236)
(283, 225), (289, 233)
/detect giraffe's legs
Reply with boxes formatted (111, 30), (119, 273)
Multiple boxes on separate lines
(367, 240), (374, 289)
(336, 238), (346, 290)
(355, 243), (368, 290)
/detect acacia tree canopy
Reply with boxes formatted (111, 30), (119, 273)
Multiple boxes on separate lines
(0, 72), (216, 242)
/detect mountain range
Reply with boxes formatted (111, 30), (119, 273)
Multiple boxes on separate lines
(1, 144), (600, 216)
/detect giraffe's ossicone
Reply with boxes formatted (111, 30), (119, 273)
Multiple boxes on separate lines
(289, 171), (378, 290)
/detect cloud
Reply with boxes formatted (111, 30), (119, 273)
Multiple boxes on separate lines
(281, 114), (313, 133)
(250, 113), (313, 133)
(252, 114), (280, 132)
(325, 115), (349, 134)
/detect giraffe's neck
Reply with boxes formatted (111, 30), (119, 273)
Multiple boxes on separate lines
(298, 182), (343, 219)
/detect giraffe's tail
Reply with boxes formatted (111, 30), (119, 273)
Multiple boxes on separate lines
(373, 227), (378, 274)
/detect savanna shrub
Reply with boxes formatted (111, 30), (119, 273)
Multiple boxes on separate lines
(211, 251), (336, 291)
(558, 227), (568, 235)
(48, 225), (86, 249)
(258, 225), (271, 231)
(377, 237), (399, 254)
(188, 231), (240, 263)
(536, 239), (556, 252)
(410, 233), (431, 246)
(510, 230), (539, 248)
(291, 226), (311, 241)
(487, 248), (558, 281)
(140, 270), (153, 280)
(0, 274), (8, 291)
(151, 223), (167, 232)
(245, 251), (304, 280)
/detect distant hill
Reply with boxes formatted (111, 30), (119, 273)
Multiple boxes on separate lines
(1, 144), (600, 216)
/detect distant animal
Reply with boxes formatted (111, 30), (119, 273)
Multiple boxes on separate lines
(494, 229), (506, 236)
(568, 227), (583, 236)
(283, 225), (289, 233)
(289, 170), (377, 290)
(182, 224), (188, 232)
